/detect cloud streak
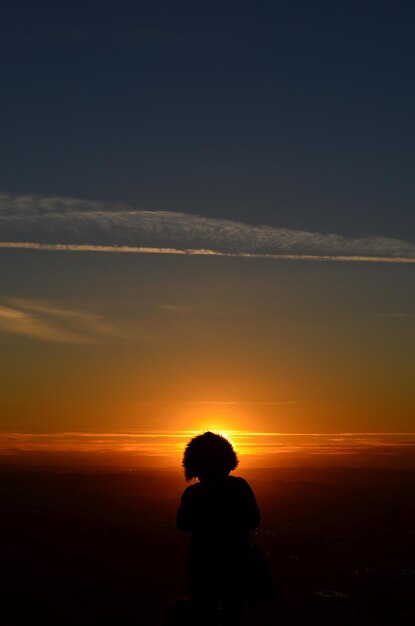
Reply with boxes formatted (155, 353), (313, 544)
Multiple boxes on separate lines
(1, 431), (414, 468)
(1, 192), (415, 262)
(0, 298), (132, 343)
(1, 241), (415, 263)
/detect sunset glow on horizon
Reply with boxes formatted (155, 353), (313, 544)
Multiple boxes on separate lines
(1, 429), (415, 469)
(1, 249), (414, 471)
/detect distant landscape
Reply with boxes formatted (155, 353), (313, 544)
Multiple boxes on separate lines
(1, 465), (414, 625)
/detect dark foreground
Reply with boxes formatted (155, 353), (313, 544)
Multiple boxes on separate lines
(1, 466), (414, 625)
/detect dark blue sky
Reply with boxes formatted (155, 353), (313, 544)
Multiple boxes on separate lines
(1, 0), (414, 239)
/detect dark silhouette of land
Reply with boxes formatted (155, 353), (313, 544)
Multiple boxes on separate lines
(1, 465), (414, 625)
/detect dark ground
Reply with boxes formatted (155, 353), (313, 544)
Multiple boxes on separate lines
(1, 465), (414, 625)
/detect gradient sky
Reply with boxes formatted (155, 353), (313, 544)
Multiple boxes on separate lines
(1, 1), (414, 467)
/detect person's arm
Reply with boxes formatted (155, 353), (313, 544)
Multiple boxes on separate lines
(176, 487), (194, 532)
(240, 478), (261, 529)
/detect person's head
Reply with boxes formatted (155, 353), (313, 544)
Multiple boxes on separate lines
(182, 431), (239, 481)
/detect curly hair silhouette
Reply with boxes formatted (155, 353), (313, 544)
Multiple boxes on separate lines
(182, 431), (239, 481)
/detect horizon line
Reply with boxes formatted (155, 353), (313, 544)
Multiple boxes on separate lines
(2, 430), (415, 437)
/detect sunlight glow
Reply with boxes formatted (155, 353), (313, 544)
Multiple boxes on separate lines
(188, 418), (242, 454)
(1, 431), (415, 468)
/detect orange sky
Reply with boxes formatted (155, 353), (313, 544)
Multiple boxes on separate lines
(1, 249), (414, 468)
(1, 430), (415, 469)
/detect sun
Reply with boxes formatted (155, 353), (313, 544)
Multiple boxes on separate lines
(196, 421), (237, 448)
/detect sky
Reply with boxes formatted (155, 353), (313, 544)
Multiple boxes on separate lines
(0, 1), (414, 467)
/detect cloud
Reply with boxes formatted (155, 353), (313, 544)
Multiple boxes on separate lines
(193, 400), (299, 406)
(363, 312), (415, 319)
(0, 298), (131, 343)
(1, 241), (415, 263)
(0, 192), (415, 262)
(1, 431), (414, 468)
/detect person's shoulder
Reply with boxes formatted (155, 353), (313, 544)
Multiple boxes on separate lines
(228, 475), (248, 484)
(181, 482), (201, 498)
(228, 475), (252, 490)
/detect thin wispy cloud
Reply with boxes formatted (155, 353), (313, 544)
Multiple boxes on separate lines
(362, 312), (415, 319)
(1, 431), (414, 467)
(1, 192), (415, 262)
(0, 298), (131, 343)
(193, 400), (299, 406)
(1, 241), (415, 263)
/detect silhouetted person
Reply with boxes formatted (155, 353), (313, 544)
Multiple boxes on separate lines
(177, 432), (260, 626)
